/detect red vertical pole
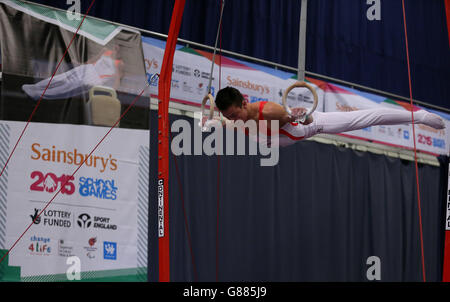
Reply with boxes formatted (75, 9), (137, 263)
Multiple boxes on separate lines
(443, 164), (450, 282)
(435, 0), (450, 280)
(444, 231), (450, 281)
(158, 0), (185, 282)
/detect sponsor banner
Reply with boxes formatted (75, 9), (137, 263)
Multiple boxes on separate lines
(0, 121), (148, 280)
(142, 36), (324, 110)
(142, 36), (449, 156)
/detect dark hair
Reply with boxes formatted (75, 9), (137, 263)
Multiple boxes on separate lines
(215, 86), (244, 111)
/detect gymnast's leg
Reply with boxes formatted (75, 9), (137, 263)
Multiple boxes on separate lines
(301, 108), (445, 138)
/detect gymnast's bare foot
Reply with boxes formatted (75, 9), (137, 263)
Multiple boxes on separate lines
(416, 110), (446, 129)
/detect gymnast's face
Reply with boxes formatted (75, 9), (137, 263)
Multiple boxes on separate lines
(221, 101), (249, 122)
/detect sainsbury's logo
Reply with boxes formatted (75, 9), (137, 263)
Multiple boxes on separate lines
(30, 143), (118, 173)
(226, 76), (270, 95)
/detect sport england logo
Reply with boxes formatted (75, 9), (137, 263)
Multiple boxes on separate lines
(77, 214), (92, 229)
(77, 213), (117, 231)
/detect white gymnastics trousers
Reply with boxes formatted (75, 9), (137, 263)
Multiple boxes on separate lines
(277, 108), (445, 147)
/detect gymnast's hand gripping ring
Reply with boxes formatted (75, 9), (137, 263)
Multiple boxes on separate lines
(282, 81), (319, 123)
(200, 93), (216, 132)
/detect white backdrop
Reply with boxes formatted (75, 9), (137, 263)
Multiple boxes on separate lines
(0, 121), (148, 281)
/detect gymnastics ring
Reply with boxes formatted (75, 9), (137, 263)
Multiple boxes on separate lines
(200, 93), (216, 131)
(282, 81), (318, 123)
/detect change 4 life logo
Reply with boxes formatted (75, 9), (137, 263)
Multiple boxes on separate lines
(103, 242), (117, 260)
(77, 213), (117, 231)
(29, 235), (51, 256)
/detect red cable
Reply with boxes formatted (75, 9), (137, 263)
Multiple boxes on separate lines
(216, 0), (224, 283)
(401, 0), (426, 282)
(0, 0), (96, 179)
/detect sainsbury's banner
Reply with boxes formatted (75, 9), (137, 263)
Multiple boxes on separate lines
(0, 121), (148, 282)
(142, 36), (449, 156)
(142, 36), (324, 111)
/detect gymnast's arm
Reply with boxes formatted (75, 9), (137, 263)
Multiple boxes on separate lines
(261, 102), (298, 127)
(263, 102), (314, 126)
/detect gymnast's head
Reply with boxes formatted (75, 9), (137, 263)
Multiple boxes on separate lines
(215, 86), (250, 121)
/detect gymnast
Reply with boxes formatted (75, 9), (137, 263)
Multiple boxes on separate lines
(203, 86), (446, 147)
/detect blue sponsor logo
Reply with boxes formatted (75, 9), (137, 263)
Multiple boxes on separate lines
(79, 177), (118, 200)
(250, 97), (269, 103)
(103, 242), (117, 260)
(432, 138), (445, 149)
(403, 130), (410, 140)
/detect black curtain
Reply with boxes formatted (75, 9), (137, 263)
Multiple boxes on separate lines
(149, 111), (448, 281)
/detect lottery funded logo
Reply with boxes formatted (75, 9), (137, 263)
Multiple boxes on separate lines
(173, 64), (192, 77)
(30, 208), (72, 228)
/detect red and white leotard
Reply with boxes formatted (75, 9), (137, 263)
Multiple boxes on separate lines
(257, 101), (306, 147)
